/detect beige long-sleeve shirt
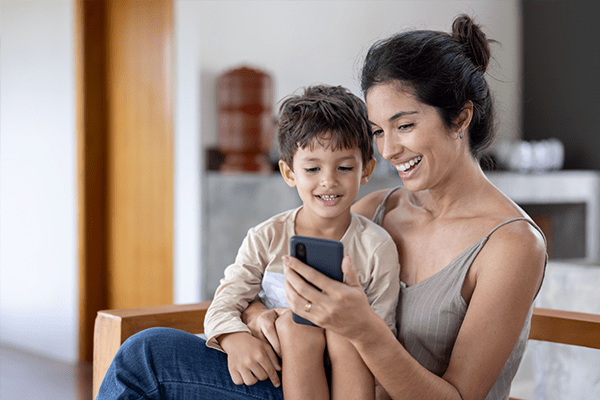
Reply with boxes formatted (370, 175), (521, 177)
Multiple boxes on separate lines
(204, 207), (400, 351)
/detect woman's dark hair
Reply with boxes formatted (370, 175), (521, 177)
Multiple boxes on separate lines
(361, 14), (496, 159)
(277, 84), (373, 168)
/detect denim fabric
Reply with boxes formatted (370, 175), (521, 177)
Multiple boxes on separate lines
(97, 327), (284, 400)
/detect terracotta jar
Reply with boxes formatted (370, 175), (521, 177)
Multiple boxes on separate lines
(216, 66), (274, 173)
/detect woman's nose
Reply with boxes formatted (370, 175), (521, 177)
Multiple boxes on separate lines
(378, 134), (403, 161)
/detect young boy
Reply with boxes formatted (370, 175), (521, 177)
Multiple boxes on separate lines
(204, 84), (400, 400)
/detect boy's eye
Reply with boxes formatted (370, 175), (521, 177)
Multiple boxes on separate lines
(304, 167), (319, 173)
(338, 166), (354, 172)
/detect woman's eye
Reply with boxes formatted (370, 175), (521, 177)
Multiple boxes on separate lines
(398, 123), (414, 131)
(372, 129), (384, 137)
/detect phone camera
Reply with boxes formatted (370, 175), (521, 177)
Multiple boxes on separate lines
(296, 243), (307, 262)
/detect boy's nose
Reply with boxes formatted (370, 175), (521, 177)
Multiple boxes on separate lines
(320, 171), (338, 187)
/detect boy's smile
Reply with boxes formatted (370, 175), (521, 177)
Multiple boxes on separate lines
(279, 137), (375, 239)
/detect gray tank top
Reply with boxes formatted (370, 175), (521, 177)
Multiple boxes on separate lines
(373, 187), (547, 400)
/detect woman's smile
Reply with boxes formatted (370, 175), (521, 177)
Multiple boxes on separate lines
(395, 155), (422, 176)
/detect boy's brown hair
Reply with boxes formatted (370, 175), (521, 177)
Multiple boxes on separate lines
(277, 85), (373, 168)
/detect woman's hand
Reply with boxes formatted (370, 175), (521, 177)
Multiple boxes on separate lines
(242, 300), (287, 356)
(283, 254), (376, 341)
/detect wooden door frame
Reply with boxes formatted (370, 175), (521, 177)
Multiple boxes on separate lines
(76, 0), (174, 363)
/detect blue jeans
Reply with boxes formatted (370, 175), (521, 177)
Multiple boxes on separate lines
(97, 327), (284, 400)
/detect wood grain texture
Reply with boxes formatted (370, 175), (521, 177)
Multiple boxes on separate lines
(529, 307), (600, 349)
(93, 301), (210, 398)
(77, 0), (174, 363)
(106, 0), (174, 310)
(77, 0), (110, 363)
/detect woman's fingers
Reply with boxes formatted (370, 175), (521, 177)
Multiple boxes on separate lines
(261, 316), (282, 356)
(283, 257), (324, 301)
(256, 308), (283, 356)
(265, 307), (289, 356)
(284, 254), (375, 337)
(283, 255), (340, 326)
(284, 255), (332, 292)
(283, 255), (339, 295)
(242, 303), (285, 356)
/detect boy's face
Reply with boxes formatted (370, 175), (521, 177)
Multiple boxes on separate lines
(279, 137), (375, 225)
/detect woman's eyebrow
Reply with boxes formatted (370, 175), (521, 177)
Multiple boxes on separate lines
(368, 111), (418, 126)
(388, 111), (418, 122)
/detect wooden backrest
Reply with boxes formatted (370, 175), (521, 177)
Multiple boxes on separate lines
(508, 307), (600, 400)
(528, 307), (600, 349)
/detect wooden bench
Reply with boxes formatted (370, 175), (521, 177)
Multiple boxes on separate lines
(93, 303), (600, 399)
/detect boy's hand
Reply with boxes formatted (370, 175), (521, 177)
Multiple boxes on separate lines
(218, 331), (281, 388)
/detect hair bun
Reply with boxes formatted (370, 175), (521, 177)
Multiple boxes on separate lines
(452, 14), (491, 72)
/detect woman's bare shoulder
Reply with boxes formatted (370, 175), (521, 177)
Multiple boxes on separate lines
(352, 188), (401, 220)
(473, 202), (547, 297)
(484, 215), (547, 264)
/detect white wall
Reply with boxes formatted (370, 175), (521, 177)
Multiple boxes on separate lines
(174, 0), (522, 301)
(183, 0), (521, 150)
(0, 0), (78, 363)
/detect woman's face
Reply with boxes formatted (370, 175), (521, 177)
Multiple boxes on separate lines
(366, 82), (462, 193)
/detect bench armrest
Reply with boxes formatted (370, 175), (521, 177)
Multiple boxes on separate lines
(93, 301), (211, 398)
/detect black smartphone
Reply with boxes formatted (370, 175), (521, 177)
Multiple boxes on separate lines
(289, 235), (344, 326)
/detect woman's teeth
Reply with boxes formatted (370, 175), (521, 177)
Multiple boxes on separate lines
(397, 156), (422, 172)
(319, 195), (338, 201)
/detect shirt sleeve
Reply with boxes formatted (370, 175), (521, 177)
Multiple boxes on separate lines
(364, 238), (400, 336)
(203, 227), (269, 351)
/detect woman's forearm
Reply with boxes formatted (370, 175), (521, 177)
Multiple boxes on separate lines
(350, 313), (462, 400)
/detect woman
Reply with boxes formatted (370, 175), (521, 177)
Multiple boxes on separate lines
(97, 14), (546, 400)
(274, 14), (546, 399)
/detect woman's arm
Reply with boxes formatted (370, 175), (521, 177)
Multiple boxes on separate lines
(283, 220), (546, 400)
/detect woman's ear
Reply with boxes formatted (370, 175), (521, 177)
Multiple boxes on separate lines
(360, 158), (377, 185)
(455, 100), (474, 137)
(279, 160), (297, 188)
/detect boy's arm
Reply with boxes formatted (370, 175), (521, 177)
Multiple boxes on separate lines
(204, 227), (269, 350)
(204, 227), (283, 387)
(364, 238), (400, 335)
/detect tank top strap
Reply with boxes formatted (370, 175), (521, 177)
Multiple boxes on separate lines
(372, 187), (402, 226)
(482, 217), (548, 299)
(434, 217), (548, 297)
(484, 217), (548, 247)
